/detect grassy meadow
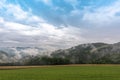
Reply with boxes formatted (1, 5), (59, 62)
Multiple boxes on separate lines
(0, 65), (120, 80)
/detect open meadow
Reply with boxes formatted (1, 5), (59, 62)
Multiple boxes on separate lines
(0, 65), (120, 80)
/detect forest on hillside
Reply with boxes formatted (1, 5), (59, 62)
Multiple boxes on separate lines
(1, 43), (120, 66)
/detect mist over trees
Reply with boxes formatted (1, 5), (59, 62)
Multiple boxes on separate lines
(1, 42), (120, 65)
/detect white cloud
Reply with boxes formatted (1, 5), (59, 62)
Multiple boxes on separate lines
(2, 0), (120, 51)
(82, 0), (120, 27)
(0, 0), (5, 9)
(64, 0), (79, 8)
(6, 4), (28, 20)
(0, 18), (83, 49)
(36, 0), (52, 5)
(42, 0), (52, 4)
(65, 0), (120, 44)
(0, 0), (44, 24)
(0, 17), (4, 23)
(0, 0), (84, 50)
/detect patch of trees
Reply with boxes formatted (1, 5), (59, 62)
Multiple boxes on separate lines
(26, 56), (70, 65)
(0, 62), (23, 66)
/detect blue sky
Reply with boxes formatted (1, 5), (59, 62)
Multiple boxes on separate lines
(0, 0), (120, 50)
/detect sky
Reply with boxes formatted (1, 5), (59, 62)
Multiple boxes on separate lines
(0, 0), (120, 50)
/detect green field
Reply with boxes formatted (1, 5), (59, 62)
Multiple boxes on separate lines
(0, 65), (120, 80)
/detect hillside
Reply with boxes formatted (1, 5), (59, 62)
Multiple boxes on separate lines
(51, 42), (120, 64)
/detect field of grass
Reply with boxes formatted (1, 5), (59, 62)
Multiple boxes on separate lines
(0, 65), (120, 80)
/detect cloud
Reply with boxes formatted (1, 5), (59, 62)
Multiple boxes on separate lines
(6, 4), (28, 20)
(36, 0), (52, 5)
(0, 0), (44, 24)
(1, 0), (120, 51)
(0, 17), (84, 49)
(58, 0), (120, 44)
(80, 0), (120, 43)
(64, 0), (79, 8)
(82, 0), (120, 27)
(0, 0), (84, 50)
